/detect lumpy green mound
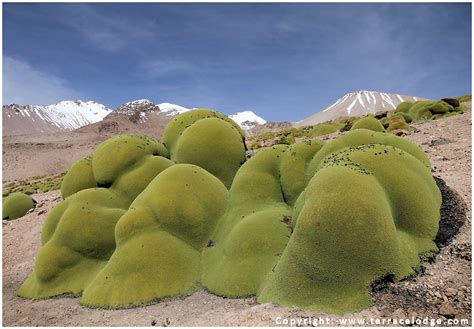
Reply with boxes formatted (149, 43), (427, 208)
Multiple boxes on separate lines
(19, 118), (441, 314)
(258, 130), (440, 312)
(395, 101), (414, 113)
(3, 192), (36, 220)
(311, 122), (342, 136)
(162, 110), (246, 188)
(408, 100), (455, 120)
(61, 157), (97, 198)
(81, 164), (228, 307)
(350, 117), (385, 132)
(387, 119), (412, 132)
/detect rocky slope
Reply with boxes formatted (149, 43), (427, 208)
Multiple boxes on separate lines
(295, 90), (425, 126)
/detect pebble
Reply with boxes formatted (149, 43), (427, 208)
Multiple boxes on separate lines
(392, 308), (407, 319)
(439, 302), (457, 318)
(445, 288), (457, 298)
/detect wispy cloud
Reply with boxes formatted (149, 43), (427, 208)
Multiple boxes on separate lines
(58, 4), (155, 52)
(140, 59), (198, 79)
(3, 56), (82, 105)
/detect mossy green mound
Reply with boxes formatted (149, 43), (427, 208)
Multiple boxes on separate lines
(394, 101), (414, 113)
(19, 118), (441, 314)
(387, 119), (412, 132)
(408, 100), (455, 120)
(2, 192), (36, 220)
(92, 134), (169, 187)
(350, 118), (385, 132)
(162, 110), (246, 188)
(17, 188), (129, 299)
(258, 130), (440, 313)
(390, 112), (413, 123)
(81, 164), (228, 307)
(202, 142), (324, 297)
(61, 157), (97, 198)
(18, 134), (174, 299)
(457, 94), (471, 103)
(311, 122), (342, 136)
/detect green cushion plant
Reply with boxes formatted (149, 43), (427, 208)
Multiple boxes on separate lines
(18, 111), (441, 314)
(2, 192), (36, 220)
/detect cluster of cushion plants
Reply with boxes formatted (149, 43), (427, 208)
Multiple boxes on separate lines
(18, 109), (441, 314)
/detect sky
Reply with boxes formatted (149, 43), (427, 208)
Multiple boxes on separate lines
(3, 2), (472, 121)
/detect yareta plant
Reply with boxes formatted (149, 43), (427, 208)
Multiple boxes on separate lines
(350, 117), (386, 132)
(18, 108), (441, 314)
(3, 192), (36, 220)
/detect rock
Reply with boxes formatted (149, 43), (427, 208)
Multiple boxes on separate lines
(441, 98), (460, 108)
(445, 288), (457, 298)
(407, 310), (418, 320)
(392, 308), (407, 319)
(245, 150), (256, 159)
(439, 302), (457, 318)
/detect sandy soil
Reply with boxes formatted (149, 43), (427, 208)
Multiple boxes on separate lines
(2, 106), (472, 326)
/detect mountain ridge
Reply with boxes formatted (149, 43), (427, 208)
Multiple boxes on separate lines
(294, 90), (425, 127)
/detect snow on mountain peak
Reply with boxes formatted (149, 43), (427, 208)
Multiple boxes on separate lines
(124, 99), (154, 106)
(229, 110), (267, 130)
(2, 100), (112, 134)
(41, 100), (111, 129)
(157, 102), (191, 115)
(295, 90), (424, 127)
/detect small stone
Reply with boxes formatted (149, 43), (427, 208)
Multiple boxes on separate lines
(392, 308), (407, 319)
(439, 302), (457, 318)
(445, 288), (457, 298)
(407, 310), (418, 320)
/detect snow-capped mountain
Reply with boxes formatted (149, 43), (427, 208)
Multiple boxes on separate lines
(3, 97), (268, 136)
(295, 90), (425, 126)
(114, 99), (190, 117)
(3, 100), (111, 136)
(157, 102), (191, 116)
(229, 111), (267, 130)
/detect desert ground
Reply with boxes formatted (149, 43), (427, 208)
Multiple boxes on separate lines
(2, 106), (472, 326)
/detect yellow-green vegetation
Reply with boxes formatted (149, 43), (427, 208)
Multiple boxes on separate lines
(407, 100), (458, 120)
(457, 94), (471, 103)
(19, 110), (441, 314)
(162, 109), (246, 188)
(3, 173), (66, 197)
(394, 101), (414, 113)
(311, 122), (343, 136)
(61, 157), (96, 198)
(387, 118), (412, 132)
(350, 117), (385, 132)
(2, 192), (36, 220)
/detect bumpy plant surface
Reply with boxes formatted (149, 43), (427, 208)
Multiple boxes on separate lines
(3, 192), (36, 220)
(350, 117), (386, 132)
(18, 110), (441, 314)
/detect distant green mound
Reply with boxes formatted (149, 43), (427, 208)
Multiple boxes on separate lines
(18, 110), (441, 314)
(350, 117), (385, 132)
(3, 192), (36, 220)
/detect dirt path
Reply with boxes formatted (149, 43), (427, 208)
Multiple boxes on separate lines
(2, 109), (471, 326)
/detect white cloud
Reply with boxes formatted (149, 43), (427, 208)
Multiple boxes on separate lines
(140, 59), (197, 79)
(58, 4), (155, 52)
(3, 56), (82, 105)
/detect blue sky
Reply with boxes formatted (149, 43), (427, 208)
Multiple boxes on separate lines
(3, 3), (472, 121)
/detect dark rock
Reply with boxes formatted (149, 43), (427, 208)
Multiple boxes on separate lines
(441, 98), (460, 108)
